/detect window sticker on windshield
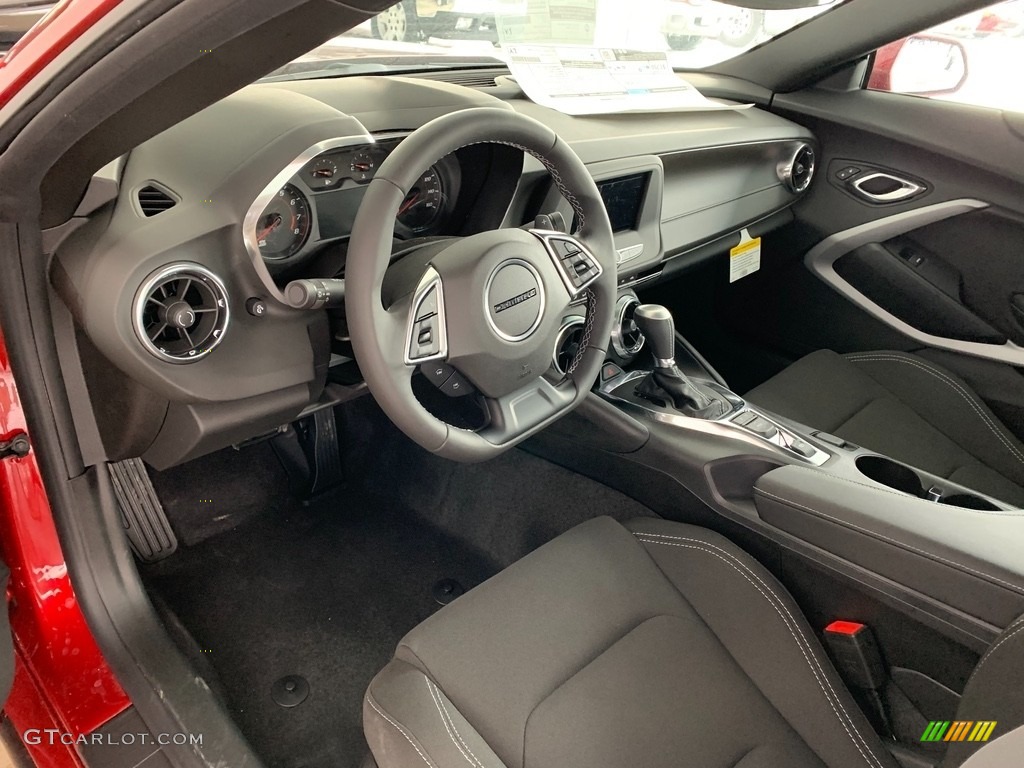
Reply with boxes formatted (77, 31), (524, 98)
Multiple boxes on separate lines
(496, 0), (598, 46)
(504, 44), (753, 115)
(729, 229), (762, 283)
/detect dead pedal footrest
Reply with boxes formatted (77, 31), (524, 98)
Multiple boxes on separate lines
(108, 457), (177, 562)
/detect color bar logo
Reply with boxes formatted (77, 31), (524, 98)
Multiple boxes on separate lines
(921, 721), (997, 743)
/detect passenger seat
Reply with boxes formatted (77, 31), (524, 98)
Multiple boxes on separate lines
(745, 350), (1024, 507)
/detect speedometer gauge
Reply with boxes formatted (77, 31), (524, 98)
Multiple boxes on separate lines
(256, 184), (311, 260)
(397, 168), (445, 233)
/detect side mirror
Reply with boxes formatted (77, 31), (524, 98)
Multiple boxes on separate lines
(871, 34), (968, 96)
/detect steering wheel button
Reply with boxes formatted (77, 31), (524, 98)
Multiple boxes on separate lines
(408, 319), (440, 360)
(440, 371), (474, 398)
(416, 287), (439, 321)
(421, 362), (455, 386)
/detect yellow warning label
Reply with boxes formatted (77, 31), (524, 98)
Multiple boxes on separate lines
(729, 236), (762, 283)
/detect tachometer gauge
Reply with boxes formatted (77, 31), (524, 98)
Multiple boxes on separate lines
(307, 158), (339, 189)
(397, 168), (445, 233)
(255, 184), (311, 260)
(350, 150), (376, 182)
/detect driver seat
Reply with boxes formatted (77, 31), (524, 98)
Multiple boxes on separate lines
(363, 516), (899, 768)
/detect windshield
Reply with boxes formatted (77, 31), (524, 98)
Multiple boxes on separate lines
(261, 0), (852, 82)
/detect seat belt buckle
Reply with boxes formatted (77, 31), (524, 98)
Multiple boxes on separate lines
(824, 620), (892, 736)
(824, 620), (887, 690)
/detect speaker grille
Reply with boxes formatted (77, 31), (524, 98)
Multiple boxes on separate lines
(133, 264), (229, 363)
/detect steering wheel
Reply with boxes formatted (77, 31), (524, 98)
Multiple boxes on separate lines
(346, 108), (617, 462)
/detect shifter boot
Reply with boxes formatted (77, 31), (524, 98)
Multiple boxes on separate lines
(636, 367), (730, 419)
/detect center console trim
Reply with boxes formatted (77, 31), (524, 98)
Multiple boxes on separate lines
(599, 370), (831, 466)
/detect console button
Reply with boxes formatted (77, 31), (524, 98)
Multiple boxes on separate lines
(731, 411), (758, 427)
(813, 431), (854, 449)
(836, 166), (861, 181)
(746, 417), (779, 439)
(601, 363), (624, 383)
(790, 438), (817, 458)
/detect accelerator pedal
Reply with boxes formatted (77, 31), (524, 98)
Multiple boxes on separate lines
(108, 457), (177, 562)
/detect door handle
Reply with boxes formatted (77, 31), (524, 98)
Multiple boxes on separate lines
(850, 172), (925, 203)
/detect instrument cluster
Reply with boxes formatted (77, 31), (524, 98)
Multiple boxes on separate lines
(252, 137), (461, 263)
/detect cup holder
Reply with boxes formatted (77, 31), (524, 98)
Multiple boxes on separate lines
(939, 494), (1001, 512)
(856, 456), (923, 496)
(855, 455), (1002, 510)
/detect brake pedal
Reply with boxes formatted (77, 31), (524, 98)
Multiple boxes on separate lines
(108, 458), (178, 562)
(272, 407), (344, 502)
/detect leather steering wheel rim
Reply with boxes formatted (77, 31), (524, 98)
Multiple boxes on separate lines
(346, 108), (617, 461)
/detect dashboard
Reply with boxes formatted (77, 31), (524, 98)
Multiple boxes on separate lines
(49, 72), (815, 469)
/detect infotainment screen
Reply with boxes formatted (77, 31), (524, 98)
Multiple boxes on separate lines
(597, 173), (649, 233)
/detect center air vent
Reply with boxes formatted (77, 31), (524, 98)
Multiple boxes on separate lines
(133, 264), (229, 363)
(553, 318), (586, 376)
(137, 184), (178, 217)
(778, 143), (816, 194)
(611, 296), (645, 359)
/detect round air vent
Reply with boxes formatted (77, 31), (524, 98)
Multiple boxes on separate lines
(778, 143), (816, 194)
(611, 296), (645, 359)
(553, 317), (586, 376)
(133, 264), (230, 363)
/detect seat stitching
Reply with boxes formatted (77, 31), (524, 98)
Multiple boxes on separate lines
(366, 692), (436, 768)
(777, 466), (1024, 515)
(754, 487), (1024, 595)
(427, 679), (487, 768)
(845, 354), (1024, 467)
(970, 623), (1024, 678)
(633, 533), (885, 768)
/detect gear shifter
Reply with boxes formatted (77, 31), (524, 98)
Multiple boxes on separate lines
(632, 304), (729, 419)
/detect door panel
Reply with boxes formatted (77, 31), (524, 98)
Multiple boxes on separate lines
(754, 89), (1024, 373)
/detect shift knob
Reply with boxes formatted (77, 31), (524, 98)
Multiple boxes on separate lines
(633, 304), (676, 367)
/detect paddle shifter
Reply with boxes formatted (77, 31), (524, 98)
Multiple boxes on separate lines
(632, 304), (729, 419)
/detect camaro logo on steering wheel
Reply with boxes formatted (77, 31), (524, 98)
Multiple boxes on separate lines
(493, 288), (538, 314)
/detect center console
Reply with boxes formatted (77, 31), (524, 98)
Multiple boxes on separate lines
(539, 296), (1024, 641)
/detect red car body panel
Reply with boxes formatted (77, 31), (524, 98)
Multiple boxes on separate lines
(0, 0), (123, 110)
(1, 324), (130, 763)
